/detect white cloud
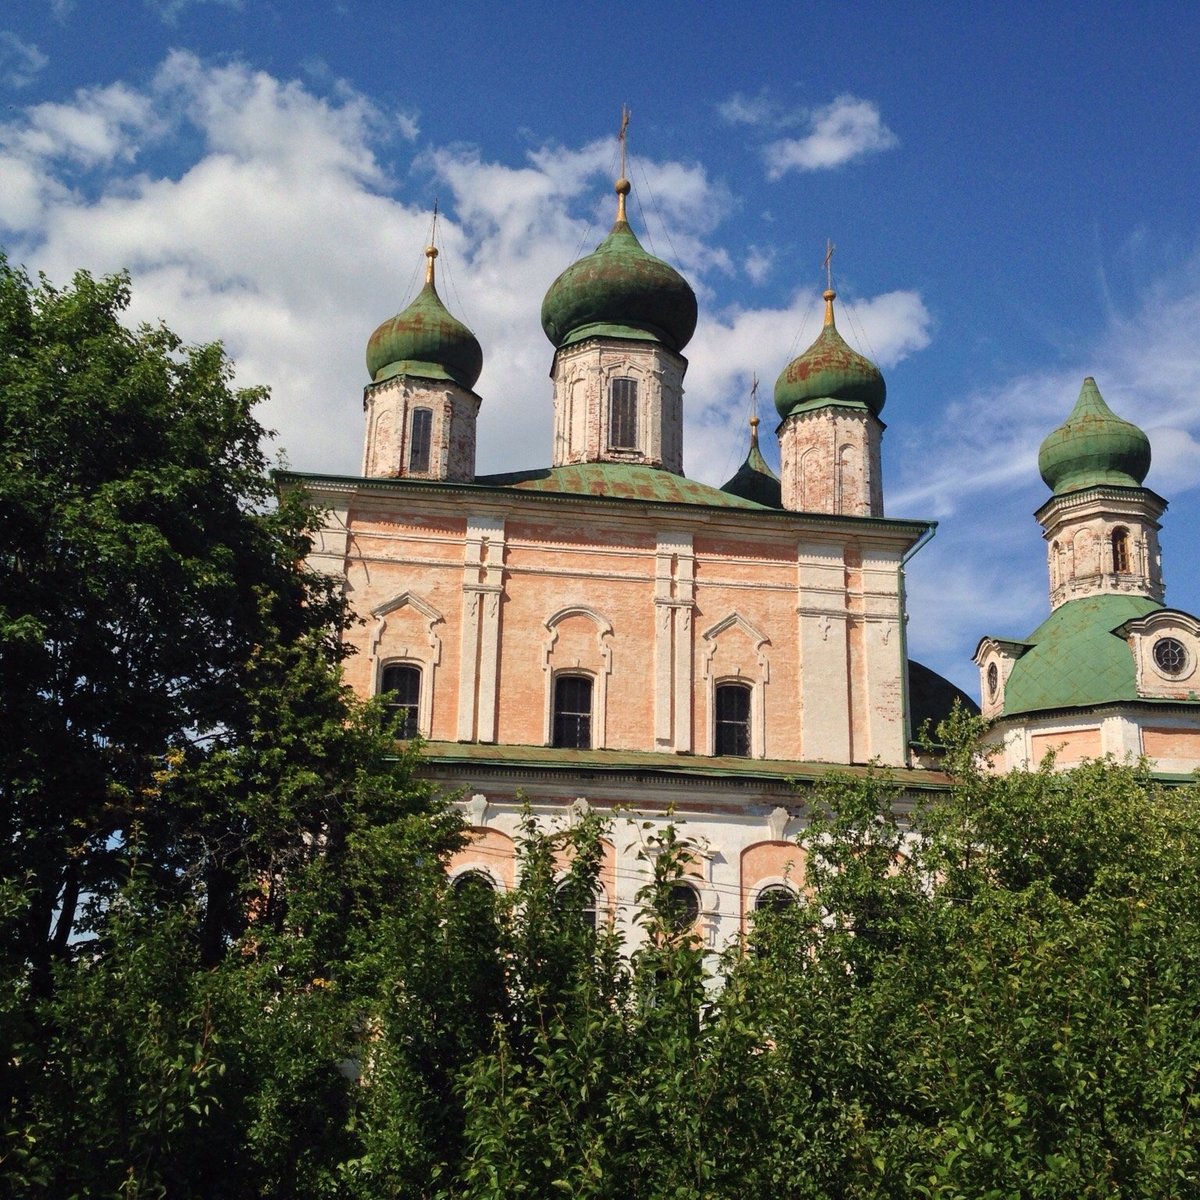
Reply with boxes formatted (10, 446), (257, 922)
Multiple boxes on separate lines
(147, 0), (242, 25)
(0, 55), (752, 481)
(717, 92), (777, 128)
(0, 30), (49, 89)
(764, 95), (897, 177)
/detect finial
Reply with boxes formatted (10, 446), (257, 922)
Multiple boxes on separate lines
(749, 374), (760, 448)
(616, 104), (631, 223)
(424, 244), (438, 286)
(822, 239), (838, 326)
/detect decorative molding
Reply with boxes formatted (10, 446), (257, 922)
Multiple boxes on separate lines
(465, 793), (489, 827)
(370, 591), (444, 661)
(701, 611), (771, 680)
(543, 606), (615, 673)
(766, 806), (791, 842)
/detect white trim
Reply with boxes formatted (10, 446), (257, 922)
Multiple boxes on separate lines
(543, 606), (614, 747)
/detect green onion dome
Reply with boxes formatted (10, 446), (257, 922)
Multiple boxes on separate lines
(540, 178), (698, 354)
(366, 247), (483, 390)
(1038, 377), (1151, 495)
(774, 290), (886, 420)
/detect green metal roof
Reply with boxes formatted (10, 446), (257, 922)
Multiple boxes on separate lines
(366, 279), (483, 389)
(1002, 593), (1163, 715)
(1037, 377), (1150, 495)
(540, 216), (697, 354)
(476, 462), (771, 509)
(416, 739), (953, 790)
(719, 428), (782, 508)
(774, 297), (886, 420)
(277, 468), (935, 537)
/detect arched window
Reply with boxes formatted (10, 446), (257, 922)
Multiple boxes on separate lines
(715, 682), (752, 756)
(452, 869), (497, 895)
(409, 407), (433, 473)
(608, 377), (638, 449)
(552, 674), (593, 749)
(754, 884), (797, 913)
(381, 663), (421, 738)
(1112, 527), (1131, 574)
(987, 662), (1000, 701)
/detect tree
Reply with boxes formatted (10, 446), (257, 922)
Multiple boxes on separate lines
(0, 254), (344, 986)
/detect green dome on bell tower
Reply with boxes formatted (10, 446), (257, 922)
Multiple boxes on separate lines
(540, 177), (698, 354)
(366, 246), (483, 390)
(1038, 377), (1151, 495)
(774, 289), (886, 420)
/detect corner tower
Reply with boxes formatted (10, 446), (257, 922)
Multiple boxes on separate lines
(362, 245), (483, 482)
(540, 177), (697, 474)
(1036, 377), (1163, 609)
(774, 288), (886, 516)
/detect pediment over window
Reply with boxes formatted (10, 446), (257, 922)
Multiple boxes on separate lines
(1119, 609), (1200, 699)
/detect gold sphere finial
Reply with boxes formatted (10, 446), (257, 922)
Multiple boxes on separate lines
(614, 175), (630, 223)
(823, 288), (837, 327)
(424, 244), (438, 285)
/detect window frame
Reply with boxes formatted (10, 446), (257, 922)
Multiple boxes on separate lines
(552, 672), (594, 749)
(607, 376), (639, 450)
(408, 406), (433, 474)
(714, 680), (753, 757)
(380, 661), (422, 739)
(1112, 527), (1131, 574)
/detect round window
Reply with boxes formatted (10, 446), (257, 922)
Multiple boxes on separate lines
(1153, 636), (1188, 678)
(662, 882), (700, 932)
(986, 662), (999, 699)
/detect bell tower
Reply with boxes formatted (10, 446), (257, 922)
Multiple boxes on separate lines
(362, 244), (483, 482)
(1036, 377), (1164, 609)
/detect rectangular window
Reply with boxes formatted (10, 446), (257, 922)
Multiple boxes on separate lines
(408, 407), (433, 473)
(715, 683), (752, 756)
(553, 674), (593, 749)
(381, 663), (421, 738)
(608, 377), (638, 450)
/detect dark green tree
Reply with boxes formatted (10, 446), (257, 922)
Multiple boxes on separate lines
(0, 255), (344, 989)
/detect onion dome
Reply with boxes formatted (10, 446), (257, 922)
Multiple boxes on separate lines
(1038, 377), (1151, 495)
(366, 247), (483, 390)
(774, 290), (886, 420)
(720, 416), (781, 507)
(541, 178), (698, 354)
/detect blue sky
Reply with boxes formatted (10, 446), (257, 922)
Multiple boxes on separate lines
(4, 0), (1200, 696)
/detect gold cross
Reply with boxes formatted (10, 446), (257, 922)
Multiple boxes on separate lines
(619, 104), (630, 178)
(823, 238), (835, 290)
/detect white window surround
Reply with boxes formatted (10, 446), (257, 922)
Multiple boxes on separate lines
(369, 591), (444, 738)
(702, 612), (770, 757)
(748, 876), (803, 914)
(542, 606), (613, 747)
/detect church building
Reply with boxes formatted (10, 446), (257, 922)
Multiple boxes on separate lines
(284, 169), (1200, 951)
(975, 378), (1200, 776)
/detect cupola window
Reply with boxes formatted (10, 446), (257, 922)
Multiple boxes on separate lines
(552, 674), (593, 749)
(409, 407), (433, 473)
(715, 682), (752, 757)
(1112, 527), (1131, 574)
(381, 663), (421, 738)
(1153, 636), (1188, 678)
(987, 662), (999, 701)
(608, 377), (638, 449)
